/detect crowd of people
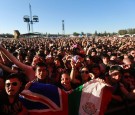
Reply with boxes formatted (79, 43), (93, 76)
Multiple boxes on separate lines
(0, 36), (135, 114)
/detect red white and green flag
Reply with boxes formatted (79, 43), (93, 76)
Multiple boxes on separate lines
(19, 80), (112, 115)
(69, 79), (113, 115)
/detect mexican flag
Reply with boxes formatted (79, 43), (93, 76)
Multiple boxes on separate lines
(69, 79), (113, 115)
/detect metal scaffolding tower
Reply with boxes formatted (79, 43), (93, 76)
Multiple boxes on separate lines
(23, 3), (39, 33)
(62, 20), (65, 36)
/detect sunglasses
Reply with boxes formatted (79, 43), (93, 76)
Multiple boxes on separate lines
(6, 82), (18, 87)
(81, 71), (89, 74)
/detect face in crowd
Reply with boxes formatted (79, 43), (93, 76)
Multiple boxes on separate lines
(32, 56), (45, 68)
(80, 67), (90, 83)
(109, 70), (121, 84)
(61, 73), (71, 90)
(85, 56), (93, 65)
(91, 65), (101, 78)
(122, 58), (132, 70)
(122, 72), (133, 85)
(5, 77), (22, 96)
(35, 63), (48, 80)
(109, 66), (123, 84)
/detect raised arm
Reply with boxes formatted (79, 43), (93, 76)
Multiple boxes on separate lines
(0, 45), (29, 70)
(70, 59), (81, 84)
(0, 63), (18, 73)
(0, 51), (9, 65)
(0, 45), (35, 81)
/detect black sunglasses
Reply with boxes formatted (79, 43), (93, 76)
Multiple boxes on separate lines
(6, 82), (18, 87)
(81, 71), (89, 74)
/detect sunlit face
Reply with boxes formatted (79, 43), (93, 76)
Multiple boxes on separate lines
(61, 73), (71, 90)
(102, 57), (109, 64)
(35, 66), (48, 80)
(32, 56), (44, 68)
(81, 68), (90, 82)
(91, 52), (97, 56)
(109, 70), (121, 83)
(5, 78), (22, 96)
(123, 58), (131, 69)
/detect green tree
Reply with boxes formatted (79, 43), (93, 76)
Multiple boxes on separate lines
(118, 30), (127, 35)
(133, 28), (135, 34)
(127, 28), (133, 35)
(73, 32), (79, 36)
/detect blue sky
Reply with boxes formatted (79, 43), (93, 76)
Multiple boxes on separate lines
(0, 0), (135, 34)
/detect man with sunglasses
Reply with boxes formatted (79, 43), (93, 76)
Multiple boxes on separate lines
(0, 73), (28, 115)
(70, 61), (93, 88)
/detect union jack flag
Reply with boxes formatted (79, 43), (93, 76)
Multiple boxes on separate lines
(19, 82), (68, 115)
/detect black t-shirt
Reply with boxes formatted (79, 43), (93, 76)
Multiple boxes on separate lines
(0, 93), (23, 115)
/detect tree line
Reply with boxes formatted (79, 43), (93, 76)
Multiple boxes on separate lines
(73, 28), (135, 37)
(1, 28), (135, 38)
(118, 28), (135, 35)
